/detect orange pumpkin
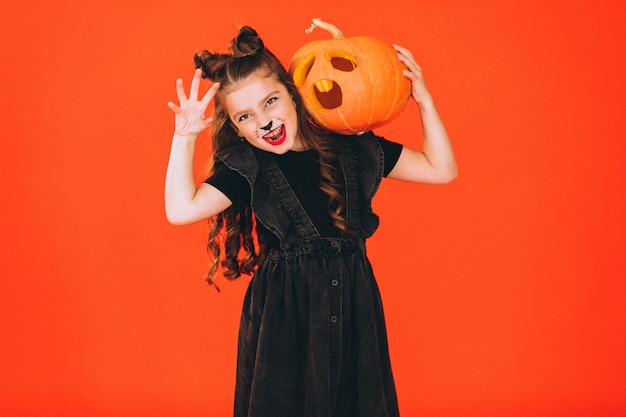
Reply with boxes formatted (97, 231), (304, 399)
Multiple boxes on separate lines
(289, 18), (411, 135)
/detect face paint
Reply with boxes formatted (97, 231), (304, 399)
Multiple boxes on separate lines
(257, 118), (286, 146)
(225, 73), (304, 154)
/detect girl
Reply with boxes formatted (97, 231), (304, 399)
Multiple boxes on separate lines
(165, 26), (456, 417)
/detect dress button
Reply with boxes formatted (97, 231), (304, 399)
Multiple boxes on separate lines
(331, 279), (339, 287)
(330, 315), (338, 323)
(331, 241), (340, 249)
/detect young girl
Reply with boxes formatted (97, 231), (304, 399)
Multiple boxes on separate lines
(165, 26), (456, 417)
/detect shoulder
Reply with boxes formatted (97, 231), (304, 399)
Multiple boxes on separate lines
(330, 131), (400, 148)
(328, 132), (383, 175)
(329, 131), (380, 153)
(206, 148), (253, 206)
(329, 131), (377, 142)
(330, 131), (402, 177)
(215, 142), (260, 180)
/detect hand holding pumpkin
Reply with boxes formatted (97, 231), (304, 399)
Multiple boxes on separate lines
(392, 44), (433, 106)
(168, 68), (220, 138)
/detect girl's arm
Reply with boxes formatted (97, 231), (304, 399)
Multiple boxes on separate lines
(164, 69), (232, 225)
(386, 44), (458, 184)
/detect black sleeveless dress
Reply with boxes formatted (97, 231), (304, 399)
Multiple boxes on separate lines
(214, 133), (400, 417)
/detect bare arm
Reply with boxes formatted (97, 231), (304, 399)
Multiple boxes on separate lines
(164, 69), (232, 225)
(387, 45), (458, 184)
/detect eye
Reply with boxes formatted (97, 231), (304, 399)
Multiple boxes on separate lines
(237, 114), (251, 123)
(266, 96), (278, 107)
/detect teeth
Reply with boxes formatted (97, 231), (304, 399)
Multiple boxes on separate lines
(263, 125), (284, 142)
(314, 79), (334, 93)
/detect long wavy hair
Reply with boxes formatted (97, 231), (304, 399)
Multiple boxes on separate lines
(194, 26), (346, 290)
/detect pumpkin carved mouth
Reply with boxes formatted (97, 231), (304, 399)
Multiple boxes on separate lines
(313, 79), (342, 110)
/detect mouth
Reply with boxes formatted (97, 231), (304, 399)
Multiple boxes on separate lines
(262, 124), (286, 146)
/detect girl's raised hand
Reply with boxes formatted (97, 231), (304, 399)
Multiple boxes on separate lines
(393, 44), (432, 106)
(167, 68), (220, 137)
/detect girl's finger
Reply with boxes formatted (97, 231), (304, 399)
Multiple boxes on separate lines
(189, 68), (203, 99)
(393, 43), (414, 59)
(393, 44), (420, 71)
(203, 117), (214, 129)
(167, 101), (181, 113)
(175, 78), (187, 105)
(392, 43), (406, 53)
(200, 82), (220, 107)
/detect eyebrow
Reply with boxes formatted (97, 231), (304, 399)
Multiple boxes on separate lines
(231, 90), (281, 120)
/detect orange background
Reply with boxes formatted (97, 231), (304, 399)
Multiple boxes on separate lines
(1, 1), (625, 416)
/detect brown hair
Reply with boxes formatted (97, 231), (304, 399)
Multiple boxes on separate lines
(194, 26), (346, 290)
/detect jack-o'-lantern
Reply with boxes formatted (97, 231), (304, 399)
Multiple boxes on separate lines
(289, 18), (411, 135)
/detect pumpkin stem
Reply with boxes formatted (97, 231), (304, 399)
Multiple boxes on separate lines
(305, 18), (344, 40)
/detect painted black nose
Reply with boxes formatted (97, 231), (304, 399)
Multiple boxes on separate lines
(260, 121), (273, 131)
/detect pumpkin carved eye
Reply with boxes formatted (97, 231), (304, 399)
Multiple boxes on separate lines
(327, 51), (358, 72)
(292, 52), (315, 88)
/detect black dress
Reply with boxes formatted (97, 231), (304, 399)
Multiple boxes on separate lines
(209, 133), (401, 417)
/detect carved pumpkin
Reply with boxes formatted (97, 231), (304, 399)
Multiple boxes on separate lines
(289, 18), (411, 135)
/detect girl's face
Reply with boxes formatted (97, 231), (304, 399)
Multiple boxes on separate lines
(224, 72), (304, 154)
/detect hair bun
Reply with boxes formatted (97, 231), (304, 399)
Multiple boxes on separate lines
(192, 26), (265, 80)
(194, 51), (229, 80)
(231, 26), (264, 57)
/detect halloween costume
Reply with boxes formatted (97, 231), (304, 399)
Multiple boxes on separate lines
(207, 132), (402, 417)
